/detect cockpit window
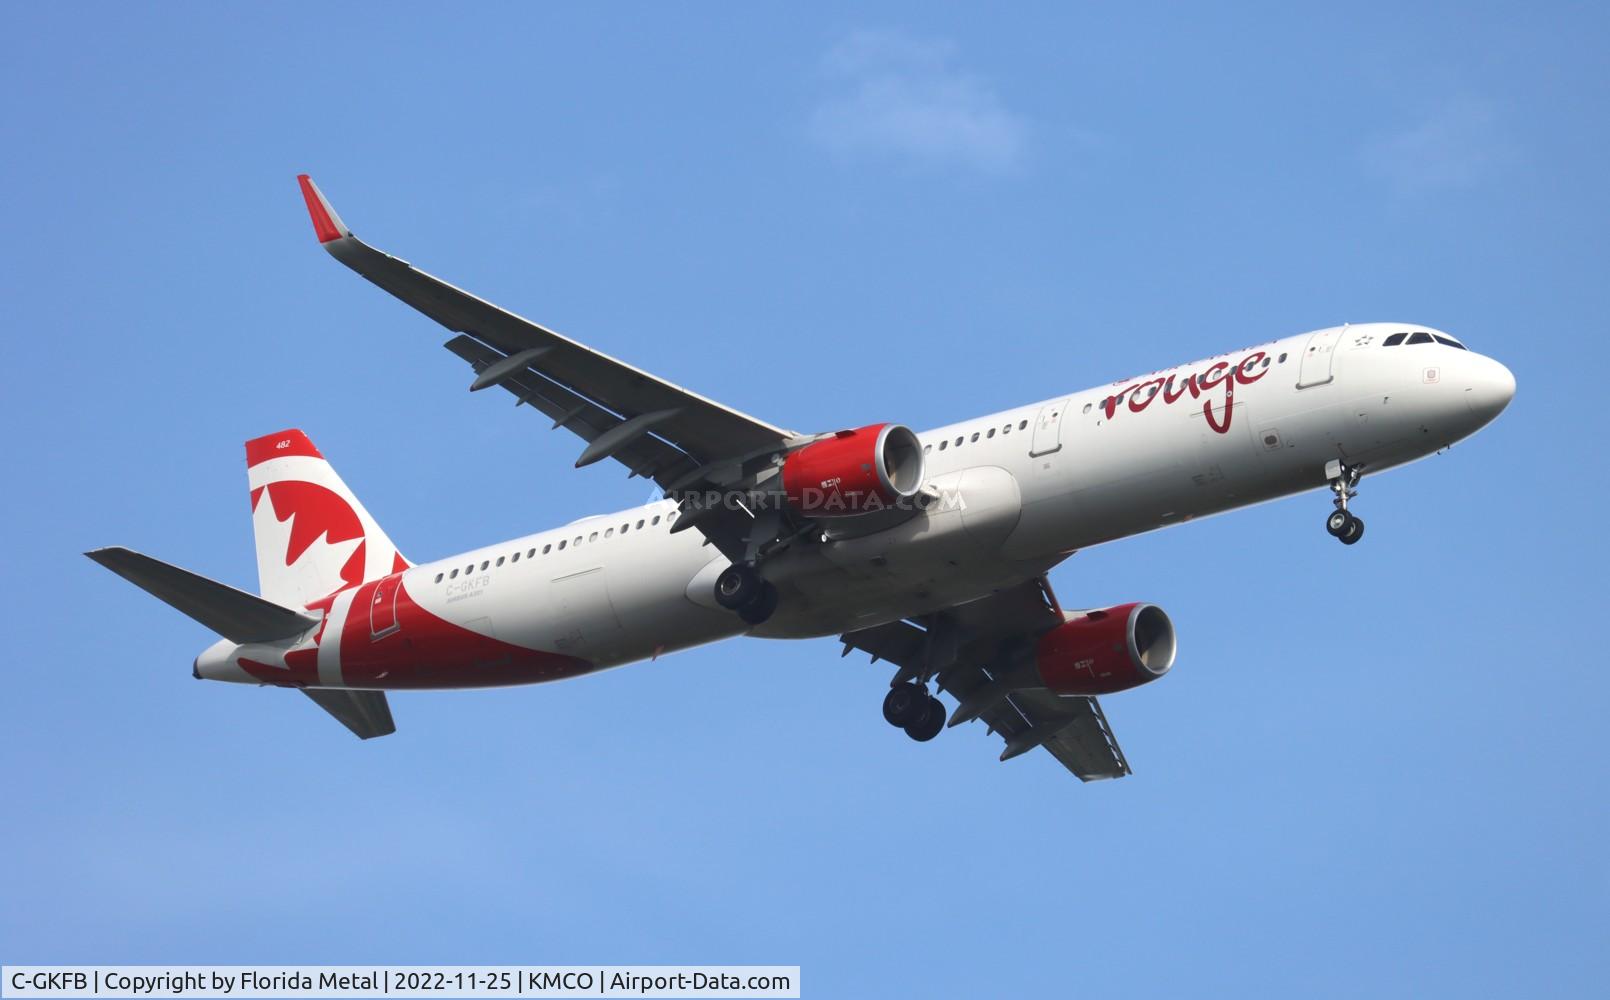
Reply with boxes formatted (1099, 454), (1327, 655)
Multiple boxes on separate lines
(1407, 332), (1434, 345)
(1434, 335), (1467, 350)
(1383, 332), (1408, 347)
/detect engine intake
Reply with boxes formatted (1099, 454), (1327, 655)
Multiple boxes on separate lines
(782, 423), (925, 517)
(1036, 603), (1177, 696)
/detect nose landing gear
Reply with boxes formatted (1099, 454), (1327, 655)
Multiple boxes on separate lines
(1324, 460), (1365, 546)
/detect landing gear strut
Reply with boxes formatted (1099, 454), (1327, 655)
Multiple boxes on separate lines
(1324, 460), (1365, 546)
(883, 682), (945, 742)
(714, 563), (778, 625)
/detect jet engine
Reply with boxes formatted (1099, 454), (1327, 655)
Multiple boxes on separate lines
(781, 423), (925, 516)
(1035, 603), (1177, 696)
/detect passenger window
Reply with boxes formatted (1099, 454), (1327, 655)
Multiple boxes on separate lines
(1278, 353), (1288, 363)
(543, 544), (551, 554)
(652, 516), (661, 525)
(575, 536), (583, 546)
(450, 569), (459, 579)
(1262, 357), (1270, 367)
(528, 548), (536, 558)
(987, 427), (996, 438)
(1002, 424), (1011, 434)
(970, 432), (979, 443)
(636, 520), (645, 530)
(480, 561), (489, 571)
(1082, 403), (1092, 414)
(924, 444), (931, 454)
(496, 556), (505, 567)
(954, 436), (963, 447)
(605, 528), (614, 539)
(1434, 335), (1467, 350)
(1383, 332), (1407, 347)
(1018, 420), (1028, 430)
(1408, 332), (1434, 345)
(511, 552), (520, 563)
(939, 440), (948, 451)
(557, 540), (566, 550)
(435, 573), (444, 583)
(465, 565), (474, 575)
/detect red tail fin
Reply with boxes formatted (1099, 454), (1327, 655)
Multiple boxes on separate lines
(246, 430), (407, 608)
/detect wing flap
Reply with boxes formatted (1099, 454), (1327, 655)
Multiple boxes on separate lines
(443, 335), (756, 560)
(1005, 689), (1131, 781)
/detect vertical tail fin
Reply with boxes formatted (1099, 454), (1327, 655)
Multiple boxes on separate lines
(246, 430), (407, 608)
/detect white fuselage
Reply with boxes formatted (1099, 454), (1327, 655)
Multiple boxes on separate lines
(198, 323), (1516, 687)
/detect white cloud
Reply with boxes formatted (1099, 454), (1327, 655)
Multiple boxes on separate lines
(808, 30), (1027, 172)
(1361, 98), (1514, 192)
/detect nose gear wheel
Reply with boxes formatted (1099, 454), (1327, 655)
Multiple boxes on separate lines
(1324, 460), (1366, 546)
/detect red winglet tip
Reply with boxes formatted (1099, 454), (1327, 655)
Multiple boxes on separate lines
(297, 174), (345, 244)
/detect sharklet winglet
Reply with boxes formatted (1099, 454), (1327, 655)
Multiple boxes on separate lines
(297, 174), (351, 245)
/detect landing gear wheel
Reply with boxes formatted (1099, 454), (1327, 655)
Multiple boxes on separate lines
(882, 683), (928, 728)
(736, 582), (779, 625)
(714, 563), (763, 611)
(1326, 509), (1351, 537)
(1324, 461), (1365, 544)
(1339, 516), (1365, 546)
(903, 696), (945, 742)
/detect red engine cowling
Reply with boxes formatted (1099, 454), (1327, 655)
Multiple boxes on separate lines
(781, 423), (925, 516)
(1036, 603), (1177, 696)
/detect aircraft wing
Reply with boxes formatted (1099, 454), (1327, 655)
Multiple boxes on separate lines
(297, 175), (798, 561)
(840, 578), (1133, 782)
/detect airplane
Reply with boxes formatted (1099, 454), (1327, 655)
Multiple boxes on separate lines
(85, 175), (1516, 781)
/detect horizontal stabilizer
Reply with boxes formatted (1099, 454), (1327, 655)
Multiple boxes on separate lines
(302, 688), (396, 740)
(86, 547), (320, 643)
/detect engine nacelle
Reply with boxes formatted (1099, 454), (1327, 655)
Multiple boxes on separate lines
(781, 423), (925, 517)
(1036, 603), (1177, 696)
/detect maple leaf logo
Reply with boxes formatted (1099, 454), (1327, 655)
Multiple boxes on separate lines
(251, 480), (367, 603)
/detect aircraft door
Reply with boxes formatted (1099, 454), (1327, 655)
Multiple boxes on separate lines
(1296, 327), (1345, 388)
(1029, 398), (1070, 457)
(369, 572), (402, 639)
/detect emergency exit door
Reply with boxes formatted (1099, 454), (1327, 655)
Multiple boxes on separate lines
(1029, 398), (1069, 457)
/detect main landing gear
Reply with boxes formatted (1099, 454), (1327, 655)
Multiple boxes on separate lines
(1324, 460), (1365, 546)
(883, 682), (945, 742)
(713, 562), (778, 625)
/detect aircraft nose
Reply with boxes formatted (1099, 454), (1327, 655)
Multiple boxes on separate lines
(1464, 355), (1516, 425)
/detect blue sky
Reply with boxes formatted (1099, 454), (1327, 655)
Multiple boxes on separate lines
(3, 4), (1606, 996)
